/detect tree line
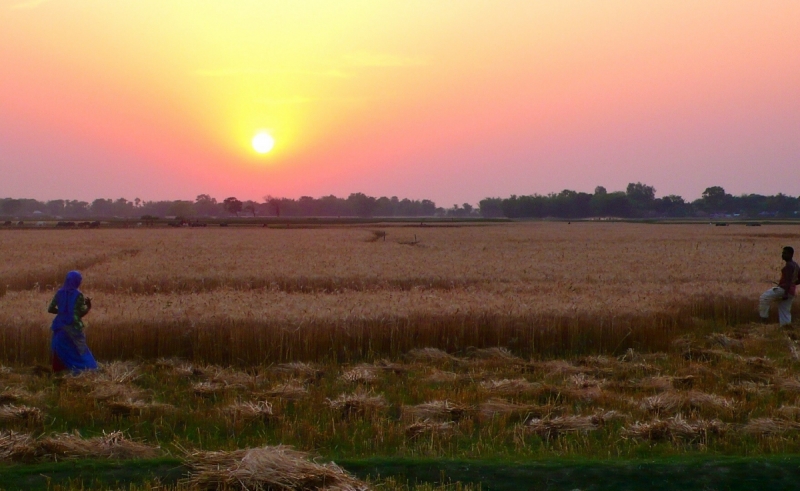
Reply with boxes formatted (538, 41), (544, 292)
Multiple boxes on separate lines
(2, 184), (799, 219)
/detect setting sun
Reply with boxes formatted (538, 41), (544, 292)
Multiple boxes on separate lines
(252, 132), (275, 154)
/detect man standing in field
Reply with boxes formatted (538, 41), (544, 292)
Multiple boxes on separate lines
(760, 246), (800, 327)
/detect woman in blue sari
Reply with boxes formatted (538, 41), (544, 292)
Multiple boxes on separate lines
(47, 271), (97, 372)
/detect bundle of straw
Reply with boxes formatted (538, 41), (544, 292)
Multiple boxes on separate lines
(0, 430), (36, 462)
(622, 416), (727, 441)
(273, 362), (324, 382)
(340, 366), (379, 384)
(326, 392), (387, 417)
(37, 431), (159, 460)
(264, 382), (309, 401)
(403, 400), (469, 422)
(0, 405), (43, 425)
(222, 401), (275, 423)
(742, 418), (800, 435)
(478, 398), (561, 420)
(479, 378), (541, 396)
(405, 348), (463, 364)
(184, 445), (370, 490)
(405, 421), (456, 440)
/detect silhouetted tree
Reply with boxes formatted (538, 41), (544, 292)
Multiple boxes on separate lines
(223, 197), (243, 216)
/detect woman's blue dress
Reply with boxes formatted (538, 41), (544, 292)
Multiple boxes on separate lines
(50, 272), (97, 372)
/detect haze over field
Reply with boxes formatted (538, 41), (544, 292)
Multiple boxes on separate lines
(2, 1), (799, 205)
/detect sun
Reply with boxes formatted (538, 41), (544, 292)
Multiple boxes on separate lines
(252, 132), (275, 154)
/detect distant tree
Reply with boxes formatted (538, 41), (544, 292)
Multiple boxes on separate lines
(479, 198), (504, 217)
(594, 186), (607, 196)
(700, 186), (729, 213)
(264, 195), (282, 217)
(243, 204), (256, 217)
(626, 182), (655, 204)
(347, 193), (378, 217)
(0, 199), (22, 216)
(167, 200), (195, 217)
(195, 194), (219, 216)
(223, 197), (243, 217)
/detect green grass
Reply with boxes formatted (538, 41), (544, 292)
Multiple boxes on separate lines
(5, 456), (800, 491)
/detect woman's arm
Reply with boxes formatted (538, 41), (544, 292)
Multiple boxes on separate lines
(75, 294), (91, 318)
(47, 295), (58, 314)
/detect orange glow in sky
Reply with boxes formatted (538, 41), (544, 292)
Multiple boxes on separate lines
(2, 1), (800, 204)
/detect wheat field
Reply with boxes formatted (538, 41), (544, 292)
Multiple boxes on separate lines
(0, 222), (795, 365)
(4, 222), (800, 489)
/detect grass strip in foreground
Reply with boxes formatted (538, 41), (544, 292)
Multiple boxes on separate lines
(4, 455), (800, 490)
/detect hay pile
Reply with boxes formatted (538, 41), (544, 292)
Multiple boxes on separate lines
(637, 391), (735, 414)
(193, 381), (242, 397)
(0, 404), (43, 425)
(0, 431), (159, 462)
(340, 365), (380, 384)
(105, 399), (175, 416)
(623, 416), (727, 441)
(326, 392), (387, 417)
(405, 348), (463, 365)
(405, 421), (456, 439)
(466, 347), (522, 363)
(264, 382), (309, 401)
(479, 378), (541, 395)
(273, 362), (324, 382)
(37, 431), (160, 460)
(403, 400), (469, 422)
(478, 399), (562, 420)
(742, 418), (800, 435)
(222, 401), (275, 423)
(184, 445), (370, 491)
(423, 369), (468, 384)
(525, 412), (621, 439)
(88, 382), (147, 402)
(0, 430), (36, 462)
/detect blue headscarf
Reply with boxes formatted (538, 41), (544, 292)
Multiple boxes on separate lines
(52, 271), (82, 331)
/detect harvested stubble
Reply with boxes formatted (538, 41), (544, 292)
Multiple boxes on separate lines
(273, 362), (324, 382)
(222, 401), (275, 423)
(340, 365), (380, 384)
(423, 369), (469, 384)
(742, 418), (800, 435)
(479, 378), (541, 395)
(0, 430), (36, 462)
(0, 387), (30, 405)
(0, 404), (43, 425)
(105, 399), (176, 417)
(193, 381), (243, 397)
(184, 445), (369, 491)
(707, 333), (744, 350)
(326, 392), (388, 417)
(524, 412), (622, 439)
(776, 406), (800, 419)
(466, 347), (522, 362)
(405, 421), (456, 440)
(406, 348), (464, 365)
(264, 382), (309, 401)
(637, 391), (735, 414)
(37, 431), (159, 460)
(372, 359), (408, 374)
(88, 381), (147, 402)
(478, 399), (562, 420)
(622, 416), (728, 442)
(727, 381), (772, 396)
(403, 400), (470, 422)
(777, 378), (800, 393)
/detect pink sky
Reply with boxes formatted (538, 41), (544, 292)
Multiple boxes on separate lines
(2, 1), (799, 206)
